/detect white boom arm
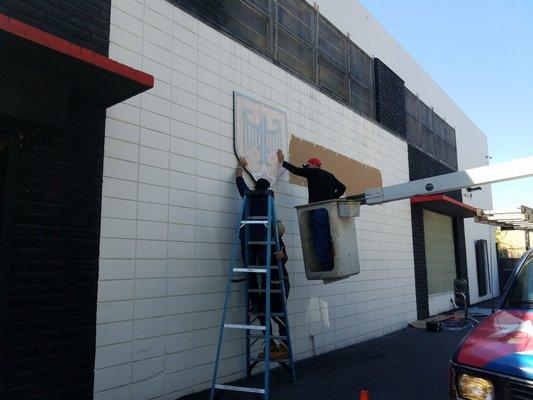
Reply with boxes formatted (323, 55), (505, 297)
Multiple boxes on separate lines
(355, 156), (533, 206)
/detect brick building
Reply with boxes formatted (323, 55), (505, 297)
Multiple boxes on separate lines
(0, 1), (496, 399)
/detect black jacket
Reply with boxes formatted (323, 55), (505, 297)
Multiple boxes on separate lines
(236, 176), (271, 240)
(282, 161), (346, 203)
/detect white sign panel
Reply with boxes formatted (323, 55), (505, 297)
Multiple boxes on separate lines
(234, 92), (287, 184)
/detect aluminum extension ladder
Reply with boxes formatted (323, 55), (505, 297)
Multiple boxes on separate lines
(210, 190), (296, 399)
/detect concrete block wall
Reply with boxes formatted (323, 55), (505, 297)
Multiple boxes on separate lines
(94, 1), (416, 398)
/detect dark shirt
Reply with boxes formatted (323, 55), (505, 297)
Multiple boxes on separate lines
(282, 161), (346, 203)
(236, 176), (270, 240)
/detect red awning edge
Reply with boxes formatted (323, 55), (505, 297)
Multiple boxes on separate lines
(0, 12), (154, 89)
(411, 194), (478, 218)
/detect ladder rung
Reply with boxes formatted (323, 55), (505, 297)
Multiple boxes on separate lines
(247, 215), (269, 220)
(250, 357), (290, 363)
(241, 220), (268, 225)
(224, 323), (265, 331)
(214, 384), (265, 394)
(249, 312), (285, 317)
(247, 241), (268, 245)
(233, 267), (267, 273)
(249, 333), (287, 340)
(248, 289), (282, 293)
(248, 265), (279, 270)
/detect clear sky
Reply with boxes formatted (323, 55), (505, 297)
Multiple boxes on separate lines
(358, 0), (533, 210)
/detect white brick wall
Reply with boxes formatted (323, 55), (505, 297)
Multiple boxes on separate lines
(95, 1), (417, 398)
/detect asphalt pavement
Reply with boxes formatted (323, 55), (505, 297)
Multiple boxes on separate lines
(183, 324), (473, 400)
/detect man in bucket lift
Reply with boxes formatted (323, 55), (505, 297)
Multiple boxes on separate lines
(277, 149), (346, 270)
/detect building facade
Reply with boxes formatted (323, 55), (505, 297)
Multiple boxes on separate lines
(0, 1), (496, 399)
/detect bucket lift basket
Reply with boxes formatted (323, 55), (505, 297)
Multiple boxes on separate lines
(295, 199), (361, 283)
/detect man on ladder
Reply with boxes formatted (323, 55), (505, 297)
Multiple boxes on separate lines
(236, 158), (291, 361)
(210, 158), (296, 400)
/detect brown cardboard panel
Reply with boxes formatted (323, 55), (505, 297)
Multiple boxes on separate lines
(287, 136), (382, 197)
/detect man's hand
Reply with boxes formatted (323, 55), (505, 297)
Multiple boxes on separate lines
(236, 157), (247, 177)
(277, 149), (284, 163)
(274, 251), (286, 261)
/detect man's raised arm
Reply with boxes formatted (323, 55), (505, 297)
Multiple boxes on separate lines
(277, 149), (309, 177)
(235, 157), (249, 197)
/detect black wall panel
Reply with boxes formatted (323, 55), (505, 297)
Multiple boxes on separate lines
(0, 0), (111, 55)
(0, 1), (111, 399)
(374, 59), (406, 138)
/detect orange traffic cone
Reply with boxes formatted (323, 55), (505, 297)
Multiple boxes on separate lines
(359, 390), (370, 400)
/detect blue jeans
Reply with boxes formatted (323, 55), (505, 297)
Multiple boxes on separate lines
(310, 209), (334, 271)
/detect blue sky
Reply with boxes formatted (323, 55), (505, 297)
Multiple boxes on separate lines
(358, 0), (533, 210)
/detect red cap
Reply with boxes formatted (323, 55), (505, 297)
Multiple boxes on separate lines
(306, 157), (322, 167)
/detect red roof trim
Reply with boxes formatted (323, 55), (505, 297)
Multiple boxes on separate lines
(0, 13), (154, 88)
(410, 194), (478, 212)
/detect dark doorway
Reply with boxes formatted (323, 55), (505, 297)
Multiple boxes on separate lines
(475, 240), (489, 297)
(0, 130), (17, 399)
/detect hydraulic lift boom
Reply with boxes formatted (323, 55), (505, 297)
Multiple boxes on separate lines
(349, 156), (533, 206)
(298, 155), (533, 282)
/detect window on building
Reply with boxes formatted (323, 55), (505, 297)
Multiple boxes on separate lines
(318, 15), (347, 100)
(419, 101), (434, 154)
(405, 89), (420, 145)
(433, 114), (446, 161)
(223, 0), (270, 53)
(444, 123), (457, 168)
(349, 42), (374, 117)
(405, 88), (458, 169)
(276, 0), (315, 81)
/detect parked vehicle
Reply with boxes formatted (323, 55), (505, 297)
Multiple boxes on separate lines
(449, 248), (533, 399)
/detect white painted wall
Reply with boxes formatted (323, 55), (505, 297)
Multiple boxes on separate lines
(312, 0), (497, 304)
(94, 1), (416, 399)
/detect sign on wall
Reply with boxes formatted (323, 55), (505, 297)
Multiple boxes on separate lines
(234, 92), (287, 184)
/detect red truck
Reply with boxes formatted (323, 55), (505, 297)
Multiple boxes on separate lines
(449, 249), (533, 399)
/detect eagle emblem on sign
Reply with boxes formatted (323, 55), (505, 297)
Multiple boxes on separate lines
(234, 92), (287, 184)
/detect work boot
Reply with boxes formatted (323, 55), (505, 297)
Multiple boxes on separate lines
(258, 340), (277, 359)
(270, 345), (289, 360)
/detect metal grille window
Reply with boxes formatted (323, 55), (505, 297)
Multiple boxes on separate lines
(445, 124), (456, 147)
(318, 15), (347, 100)
(405, 89), (420, 145)
(433, 114), (446, 160)
(405, 88), (458, 169)
(277, 0), (313, 42)
(275, 0), (314, 81)
(419, 101), (434, 154)
(223, 0), (270, 52)
(349, 43), (374, 117)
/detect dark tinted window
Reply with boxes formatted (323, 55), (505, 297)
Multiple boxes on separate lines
(405, 89), (420, 144)
(318, 16), (347, 99)
(276, 0), (314, 81)
(276, 29), (314, 80)
(503, 256), (533, 309)
(419, 101), (434, 153)
(277, 0), (313, 42)
(405, 88), (457, 169)
(349, 43), (374, 117)
(223, 0), (269, 52)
